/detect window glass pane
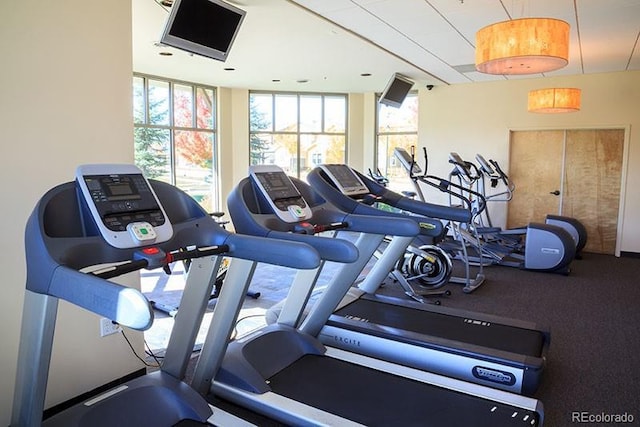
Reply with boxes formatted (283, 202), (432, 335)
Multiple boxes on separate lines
(324, 96), (346, 132)
(377, 134), (417, 193)
(134, 75), (219, 213)
(376, 92), (418, 193)
(378, 93), (418, 133)
(175, 130), (215, 212)
(300, 95), (322, 132)
(275, 94), (298, 132)
(249, 92), (347, 179)
(250, 133), (272, 165)
(300, 134), (345, 180)
(133, 76), (145, 124)
(250, 94), (273, 131)
(196, 87), (214, 130)
(134, 127), (171, 181)
(148, 80), (170, 126)
(174, 84), (194, 128)
(251, 133), (298, 175)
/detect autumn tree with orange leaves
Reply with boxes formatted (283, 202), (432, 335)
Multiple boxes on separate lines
(174, 87), (214, 169)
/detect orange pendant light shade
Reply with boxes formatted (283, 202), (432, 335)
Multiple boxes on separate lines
(528, 88), (581, 113)
(476, 18), (570, 75)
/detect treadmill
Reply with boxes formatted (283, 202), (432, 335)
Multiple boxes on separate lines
(11, 164), (320, 427)
(188, 165), (544, 426)
(305, 164), (550, 396)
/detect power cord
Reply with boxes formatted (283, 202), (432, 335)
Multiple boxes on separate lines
(119, 327), (162, 368)
(117, 312), (266, 368)
(231, 313), (267, 340)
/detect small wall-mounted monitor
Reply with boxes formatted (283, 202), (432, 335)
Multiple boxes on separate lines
(378, 73), (414, 108)
(160, 0), (246, 62)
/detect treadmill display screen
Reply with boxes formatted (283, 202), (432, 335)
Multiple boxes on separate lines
(86, 176), (141, 201)
(321, 164), (369, 196)
(255, 171), (301, 201)
(83, 174), (166, 231)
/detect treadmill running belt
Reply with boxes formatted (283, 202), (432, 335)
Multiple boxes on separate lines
(333, 298), (544, 356)
(268, 354), (539, 427)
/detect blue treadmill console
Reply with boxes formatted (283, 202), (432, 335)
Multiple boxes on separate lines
(76, 164), (173, 248)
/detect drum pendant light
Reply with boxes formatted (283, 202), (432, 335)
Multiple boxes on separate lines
(475, 18), (570, 75)
(528, 88), (581, 113)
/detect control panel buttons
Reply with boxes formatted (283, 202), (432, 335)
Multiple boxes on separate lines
(288, 205), (307, 219)
(127, 221), (157, 243)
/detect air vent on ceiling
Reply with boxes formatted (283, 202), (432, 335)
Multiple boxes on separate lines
(452, 64), (478, 73)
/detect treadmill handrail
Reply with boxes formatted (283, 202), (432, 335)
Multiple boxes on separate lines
(228, 177), (419, 262)
(288, 175), (419, 238)
(25, 181), (321, 329)
(352, 168), (472, 224)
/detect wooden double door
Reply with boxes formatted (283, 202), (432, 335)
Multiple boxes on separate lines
(507, 129), (625, 255)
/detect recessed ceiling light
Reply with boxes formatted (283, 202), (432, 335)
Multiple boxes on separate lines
(159, 51), (173, 56)
(223, 67), (235, 71)
(296, 79), (309, 84)
(361, 73), (372, 77)
(272, 79), (281, 82)
(160, 0), (174, 6)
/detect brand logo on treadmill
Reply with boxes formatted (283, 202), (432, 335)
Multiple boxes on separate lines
(472, 366), (516, 386)
(332, 335), (361, 347)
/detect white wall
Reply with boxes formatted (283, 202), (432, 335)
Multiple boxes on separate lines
(416, 71), (640, 253)
(0, 1), (142, 424)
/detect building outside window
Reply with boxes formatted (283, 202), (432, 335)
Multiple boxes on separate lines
(133, 74), (219, 212)
(249, 92), (347, 179)
(375, 92), (418, 193)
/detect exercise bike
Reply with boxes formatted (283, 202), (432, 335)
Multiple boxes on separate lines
(392, 146), (489, 291)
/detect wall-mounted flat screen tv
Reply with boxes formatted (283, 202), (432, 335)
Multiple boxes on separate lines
(378, 73), (414, 108)
(160, 0), (246, 62)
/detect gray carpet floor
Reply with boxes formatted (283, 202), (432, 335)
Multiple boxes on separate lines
(144, 251), (640, 426)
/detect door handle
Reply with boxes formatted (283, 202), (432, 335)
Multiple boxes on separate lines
(550, 190), (560, 196)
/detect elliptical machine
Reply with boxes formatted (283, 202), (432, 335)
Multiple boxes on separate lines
(447, 151), (576, 274)
(395, 147), (576, 274)
(475, 153), (588, 259)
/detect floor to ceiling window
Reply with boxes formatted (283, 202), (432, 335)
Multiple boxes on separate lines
(375, 92), (418, 193)
(249, 92), (348, 179)
(133, 74), (219, 212)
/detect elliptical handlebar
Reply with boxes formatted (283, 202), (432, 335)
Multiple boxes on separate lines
(448, 152), (481, 184)
(474, 154), (515, 202)
(400, 146), (487, 217)
(490, 158), (514, 191)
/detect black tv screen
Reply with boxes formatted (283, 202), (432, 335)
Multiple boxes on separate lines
(379, 73), (414, 108)
(160, 0), (246, 62)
